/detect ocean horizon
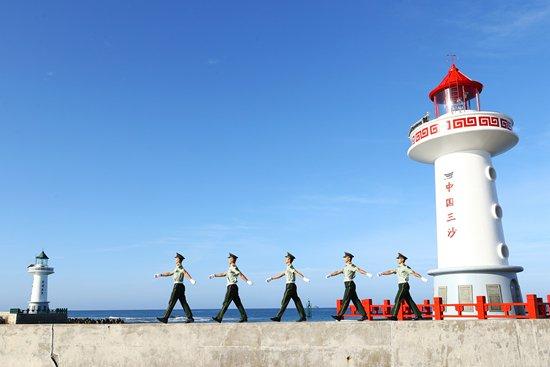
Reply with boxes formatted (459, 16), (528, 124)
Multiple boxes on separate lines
(69, 307), (339, 323)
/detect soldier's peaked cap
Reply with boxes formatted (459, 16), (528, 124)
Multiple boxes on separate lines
(396, 252), (408, 261)
(343, 252), (354, 259)
(228, 253), (238, 259)
(175, 253), (185, 260)
(285, 252), (296, 260)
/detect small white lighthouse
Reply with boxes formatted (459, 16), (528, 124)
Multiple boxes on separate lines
(407, 64), (523, 314)
(27, 251), (54, 314)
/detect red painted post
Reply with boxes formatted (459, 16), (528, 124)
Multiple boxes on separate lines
(546, 295), (550, 318)
(383, 299), (391, 318)
(365, 299), (373, 320)
(526, 294), (539, 319)
(502, 304), (511, 317)
(423, 299), (431, 319)
(336, 299), (342, 315)
(433, 297), (443, 320)
(476, 296), (487, 320)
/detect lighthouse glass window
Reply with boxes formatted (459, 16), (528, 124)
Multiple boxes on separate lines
(37, 258), (48, 267)
(433, 87), (480, 117)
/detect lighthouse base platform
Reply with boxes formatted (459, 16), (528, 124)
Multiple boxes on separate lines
(1, 320), (549, 367)
(428, 265), (523, 315)
(0, 309), (68, 324)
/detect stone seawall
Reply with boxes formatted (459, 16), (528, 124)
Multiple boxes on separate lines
(0, 320), (549, 367)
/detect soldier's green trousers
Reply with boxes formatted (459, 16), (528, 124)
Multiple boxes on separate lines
(391, 282), (422, 318)
(163, 283), (193, 319)
(337, 281), (366, 317)
(215, 284), (247, 320)
(275, 283), (306, 319)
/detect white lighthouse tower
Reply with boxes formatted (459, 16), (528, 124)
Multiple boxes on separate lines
(407, 64), (523, 314)
(27, 251), (54, 314)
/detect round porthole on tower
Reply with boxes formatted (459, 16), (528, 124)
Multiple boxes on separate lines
(492, 204), (503, 219)
(497, 243), (509, 259)
(485, 166), (497, 181)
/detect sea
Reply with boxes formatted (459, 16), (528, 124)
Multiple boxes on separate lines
(69, 308), (338, 324)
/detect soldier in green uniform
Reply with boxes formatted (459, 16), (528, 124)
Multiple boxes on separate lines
(266, 252), (309, 322)
(154, 253), (196, 323)
(326, 252), (373, 321)
(378, 252), (427, 320)
(210, 253), (253, 323)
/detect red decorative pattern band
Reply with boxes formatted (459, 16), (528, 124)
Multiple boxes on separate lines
(410, 115), (514, 145)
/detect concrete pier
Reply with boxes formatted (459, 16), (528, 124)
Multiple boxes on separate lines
(0, 320), (549, 366)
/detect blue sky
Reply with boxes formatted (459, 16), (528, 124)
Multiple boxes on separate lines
(0, 1), (549, 310)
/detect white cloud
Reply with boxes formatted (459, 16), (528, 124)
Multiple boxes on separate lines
(443, 1), (550, 54)
(87, 221), (267, 254)
(207, 58), (220, 66)
(477, 4), (550, 37)
(286, 194), (400, 213)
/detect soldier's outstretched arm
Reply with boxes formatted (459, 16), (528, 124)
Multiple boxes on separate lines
(326, 269), (343, 278)
(294, 268), (310, 282)
(268, 272), (285, 280)
(154, 271), (173, 278)
(183, 270), (197, 284)
(378, 269), (396, 276)
(239, 272), (250, 282)
(209, 272), (227, 278)
(411, 270), (428, 281)
(355, 266), (369, 275)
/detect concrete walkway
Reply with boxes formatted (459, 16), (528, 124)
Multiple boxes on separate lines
(0, 320), (549, 366)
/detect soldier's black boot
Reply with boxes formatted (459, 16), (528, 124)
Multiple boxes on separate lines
(358, 316), (369, 321)
(156, 317), (168, 324)
(270, 317), (281, 322)
(296, 317), (307, 322)
(238, 318), (248, 323)
(211, 317), (222, 323)
(331, 315), (343, 321)
(185, 317), (194, 323)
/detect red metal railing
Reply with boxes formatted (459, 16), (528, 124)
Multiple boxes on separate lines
(336, 293), (550, 320)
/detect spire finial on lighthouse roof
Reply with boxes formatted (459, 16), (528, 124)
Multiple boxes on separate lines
(36, 251), (49, 260)
(446, 53), (458, 66)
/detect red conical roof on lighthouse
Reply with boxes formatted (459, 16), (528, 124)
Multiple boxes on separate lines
(428, 64), (483, 101)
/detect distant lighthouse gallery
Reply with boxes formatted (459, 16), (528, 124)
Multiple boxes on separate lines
(408, 64), (523, 313)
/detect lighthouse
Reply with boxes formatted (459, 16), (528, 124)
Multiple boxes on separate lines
(407, 64), (523, 314)
(27, 251), (54, 314)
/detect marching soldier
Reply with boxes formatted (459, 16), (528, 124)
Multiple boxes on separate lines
(210, 253), (252, 323)
(266, 252), (309, 322)
(378, 252), (427, 320)
(326, 252), (372, 321)
(154, 253), (196, 323)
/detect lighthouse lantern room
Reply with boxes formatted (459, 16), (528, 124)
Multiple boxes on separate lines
(429, 64), (483, 116)
(407, 64), (523, 315)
